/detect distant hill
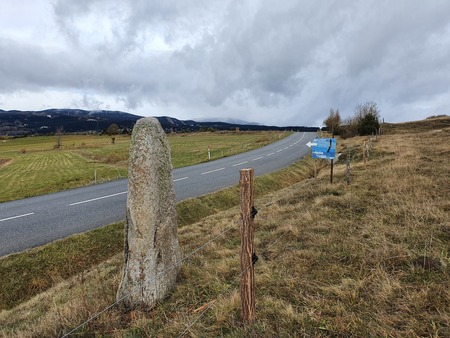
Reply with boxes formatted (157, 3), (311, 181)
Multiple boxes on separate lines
(193, 117), (262, 125)
(0, 109), (318, 136)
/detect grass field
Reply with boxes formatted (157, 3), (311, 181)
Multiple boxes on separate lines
(1, 117), (449, 337)
(0, 131), (289, 202)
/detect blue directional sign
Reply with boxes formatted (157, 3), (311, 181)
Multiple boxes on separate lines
(306, 138), (336, 160)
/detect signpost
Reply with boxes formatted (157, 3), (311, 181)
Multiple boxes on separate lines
(307, 138), (336, 160)
(307, 138), (336, 183)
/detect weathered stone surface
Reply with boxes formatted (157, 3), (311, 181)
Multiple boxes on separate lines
(117, 117), (181, 309)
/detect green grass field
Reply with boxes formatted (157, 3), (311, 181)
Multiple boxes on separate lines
(0, 131), (289, 202)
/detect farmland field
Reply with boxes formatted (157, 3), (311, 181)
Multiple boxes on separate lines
(0, 131), (290, 202)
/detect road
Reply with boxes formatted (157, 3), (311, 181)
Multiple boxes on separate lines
(0, 132), (315, 256)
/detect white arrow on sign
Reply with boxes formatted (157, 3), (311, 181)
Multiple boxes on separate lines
(306, 141), (317, 148)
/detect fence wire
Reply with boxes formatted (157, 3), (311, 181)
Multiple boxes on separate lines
(63, 175), (305, 337)
(62, 222), (236, 337)
(176, 206), (298, 337)
(177, 260), (254, 337)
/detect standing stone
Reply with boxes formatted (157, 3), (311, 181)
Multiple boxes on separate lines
(117, 117), (181, 309)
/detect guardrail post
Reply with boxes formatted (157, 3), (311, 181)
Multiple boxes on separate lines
(239, 168), (256, 323)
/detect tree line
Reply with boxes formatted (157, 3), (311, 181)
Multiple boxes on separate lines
(324, 101), (381, 138)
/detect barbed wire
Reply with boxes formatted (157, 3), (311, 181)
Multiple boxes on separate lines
(177, 259), (254, 337)
(62, 221), (237, 337)
(176, 211), (298, 337)
(63, 174), (312, 337)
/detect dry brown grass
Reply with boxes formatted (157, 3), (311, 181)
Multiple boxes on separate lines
(1, 118), (449, 337)
(0, 158), (11, 167)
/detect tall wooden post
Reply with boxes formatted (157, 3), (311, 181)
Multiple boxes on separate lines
(346, 148), (351, 185)
(363, 141), (366, 164)
(330, 159), (334, 184)
(314, 159), (317, 179)
(240, 168), (256, 323)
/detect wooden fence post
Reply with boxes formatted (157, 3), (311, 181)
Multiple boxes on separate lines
(240, 168), (256, 323)
(346, 147), (351, 185)
(314, 159), (317, 179)
(363, 141), (366, 164)
(330, 159), (334, 184)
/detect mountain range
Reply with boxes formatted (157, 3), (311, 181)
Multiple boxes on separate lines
(0, 109), (318, 136)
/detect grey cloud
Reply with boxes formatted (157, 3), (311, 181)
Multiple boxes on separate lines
(1, 0), (449, 126)
(52, 0), (222, 56)
(0, 38), (80, 91)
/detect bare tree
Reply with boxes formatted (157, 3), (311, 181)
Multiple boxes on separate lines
(324, 108), (342, 135)
(54, 126), (64, 149)
(340, 101), (381, 138)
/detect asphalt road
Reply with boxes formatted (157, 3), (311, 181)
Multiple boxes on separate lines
(0, 132), (316, 257)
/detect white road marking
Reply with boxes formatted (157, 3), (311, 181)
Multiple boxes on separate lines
(201, 167), (225, 175)
(174, 177), (189, 182)
(299, 133), (306, 142)
(232, 161), (248, 167)
(276, 149), (283, 153)
(69, 191), (127, 206)
(266, 152), (275, 156)
(284, 146), (289, 150)
(0, 212), (35, 223)
(252, 156), (263, 161)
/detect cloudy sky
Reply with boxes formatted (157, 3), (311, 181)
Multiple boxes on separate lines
(0, 0), (449, 127)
